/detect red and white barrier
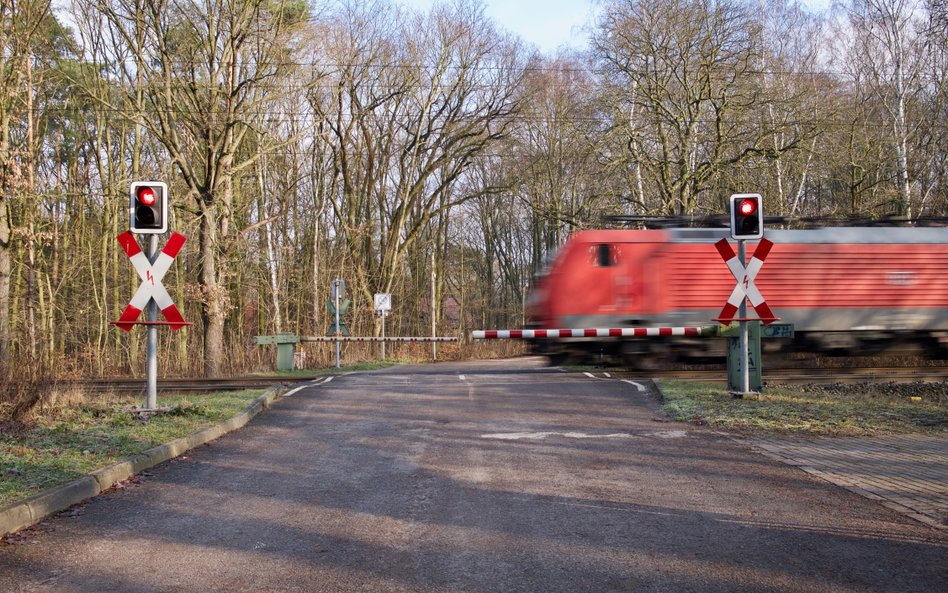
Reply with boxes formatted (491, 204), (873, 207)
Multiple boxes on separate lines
(472, 327), (707, 340)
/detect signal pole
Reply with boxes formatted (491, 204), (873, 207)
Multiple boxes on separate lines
(737, 240), (750, 397)
(334, 280), (341, 368)
(145, 235), (159, 410)
(728, 193), (764, 398)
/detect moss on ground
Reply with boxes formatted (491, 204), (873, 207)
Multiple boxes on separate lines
(657, 380), (948, 436)
(0, 390), (265, 507)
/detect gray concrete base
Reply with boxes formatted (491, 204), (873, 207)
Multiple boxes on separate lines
(0, 387), (282, 537)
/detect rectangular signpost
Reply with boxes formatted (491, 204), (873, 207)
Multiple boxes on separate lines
(115, 182), (190, 410)
(375, 292), (391, 360)
(719, 193), (773, 397)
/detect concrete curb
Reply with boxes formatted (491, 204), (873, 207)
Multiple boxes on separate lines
(0, 387), (283, 537)
(645, 379), (663, 402)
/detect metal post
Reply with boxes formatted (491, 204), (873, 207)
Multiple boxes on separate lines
(334, 280), (341, 368)
(431, 249), (437, 361)
(381, 313), (386, 361)
(738, 240), (750, 397)
(145, 235), (159, 410)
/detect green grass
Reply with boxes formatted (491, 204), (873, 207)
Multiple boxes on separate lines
(254, 361), (396, 378)
(0, 390), (265, 508)
(656, 381), (948, 436)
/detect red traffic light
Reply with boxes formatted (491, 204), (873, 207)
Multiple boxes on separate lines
(137, 187), (156, 206)
(729, 193), (764, 240)
(130, 181), (168, 234)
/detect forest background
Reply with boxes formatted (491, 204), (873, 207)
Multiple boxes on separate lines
(0, 0), (945, 378)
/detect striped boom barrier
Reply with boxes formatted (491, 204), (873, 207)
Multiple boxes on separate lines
(472, 327), (707, 340)
(302, 336), (459, 342)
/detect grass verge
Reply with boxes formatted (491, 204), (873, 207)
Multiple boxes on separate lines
(255, 361), (395, 378)
(0, 390), (265, 508)
(656, 381), (948, 436)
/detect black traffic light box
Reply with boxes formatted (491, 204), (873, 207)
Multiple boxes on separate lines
(130, 181), (168, 234)
(729, 193), (763, 240)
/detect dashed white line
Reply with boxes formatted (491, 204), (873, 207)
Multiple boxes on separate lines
(483, 431), (635, 440)
(458, 374), (474, 400)
(283, 386), (305, 397)
(481, 430), (687, 441)
(583, 372), (596, 378)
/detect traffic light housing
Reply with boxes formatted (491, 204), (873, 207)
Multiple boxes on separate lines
(130, 181), (168, 234)
(729, 193), (763, 240)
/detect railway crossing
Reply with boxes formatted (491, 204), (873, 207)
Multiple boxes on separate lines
(1, 359), (942, 592)
(114, 231), (188, 331)
(714, 237), (777, 325)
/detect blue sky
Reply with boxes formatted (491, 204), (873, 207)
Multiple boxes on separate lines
(400, 0), (834, 54)
(399, 0), (601, 53)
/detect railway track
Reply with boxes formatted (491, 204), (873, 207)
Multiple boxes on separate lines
(63, 363), (948, 394)
(635, 366), (948, 384)
(64, 376), (317, 394)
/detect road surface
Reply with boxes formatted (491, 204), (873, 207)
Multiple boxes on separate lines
(0, 358), (945, 592)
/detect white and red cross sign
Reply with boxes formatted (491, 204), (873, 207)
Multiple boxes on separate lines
(715, 238), (776, 325)
(115, 231), (187, 331)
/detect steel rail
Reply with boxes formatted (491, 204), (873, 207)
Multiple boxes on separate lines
(625, 367), (948, 384)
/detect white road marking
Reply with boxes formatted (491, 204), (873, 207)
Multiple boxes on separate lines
(481, 430), (687, 441)
(458, 374), (474, 400)
(283, 386), (305, 397)
(604, 372), (611, 378)
(622, 380), (646, 392)
(483, 432), (634, 440)
(583, 372), (596, 378)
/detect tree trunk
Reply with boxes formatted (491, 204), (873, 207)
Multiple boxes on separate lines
(199, 202), (225, 377)
(0, 193), (9, 366)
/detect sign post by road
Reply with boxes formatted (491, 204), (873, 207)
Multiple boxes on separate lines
(374, 292), (391, 360)
(328, 280), (350, 368)
(718, 193), (777, 397)
(114, 181), (190, 410)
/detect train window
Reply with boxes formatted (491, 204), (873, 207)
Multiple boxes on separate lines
(597, 244), (613, 267)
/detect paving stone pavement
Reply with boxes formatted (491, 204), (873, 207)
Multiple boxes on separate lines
(746, 433), (947, 530)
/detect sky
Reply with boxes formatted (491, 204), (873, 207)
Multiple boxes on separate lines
(400, 0), (834, 55)
(399, 0), (601, 54)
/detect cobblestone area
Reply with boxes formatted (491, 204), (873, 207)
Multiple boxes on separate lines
(746, 434), (948, 530)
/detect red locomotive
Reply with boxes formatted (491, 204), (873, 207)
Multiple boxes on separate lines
(525, 227), (948, 364)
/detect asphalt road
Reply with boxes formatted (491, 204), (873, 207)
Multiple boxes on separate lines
(1, 358), (945, 592)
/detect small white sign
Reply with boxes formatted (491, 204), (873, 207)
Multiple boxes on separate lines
(332, 279), (345, 300)
(374, 292), (392, 312)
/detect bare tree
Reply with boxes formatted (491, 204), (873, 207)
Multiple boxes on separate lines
(79, 0), (311, 375)
(313, 0), (527, 333)
(841, 0), (928, 217)
(0, 0), (53, 365)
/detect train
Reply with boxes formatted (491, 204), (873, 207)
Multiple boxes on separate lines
(525, 227), (948, 365)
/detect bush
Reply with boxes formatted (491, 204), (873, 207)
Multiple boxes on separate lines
(0, 362), (57, 421)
